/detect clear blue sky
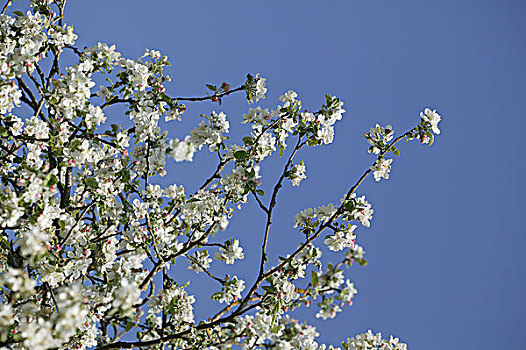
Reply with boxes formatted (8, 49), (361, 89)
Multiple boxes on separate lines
(62, 0), (525, 348)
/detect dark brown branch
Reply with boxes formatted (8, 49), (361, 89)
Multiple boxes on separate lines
(94, 303), (260, 350)
(0, 0), (10, 15)
(175, 85), (245, 102)
(250, 190), (269, 214)
(235, 137), (305, 313)
(185, 254), (224, 284)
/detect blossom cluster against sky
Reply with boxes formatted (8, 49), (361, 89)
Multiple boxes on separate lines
(62, 0), (525, 348)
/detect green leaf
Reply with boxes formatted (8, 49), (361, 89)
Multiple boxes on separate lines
(390, 146), (400, 156)
(262, 285), (277, 293)
(0, 126), (7, 137)
(344, 201), (354, 212)
(271, 325), (281, 333)
(255, 189), (265, 196)
(85, 178), (99, 189)
(307, 139), (319, 146)
(44, 173), (58, 187)
(234, 150), (248, 160)
(125, 321), (135, 332)
(311, 270), (319, 286)
(242, 136), (254, 145)
(210, 292), (223, 300)
(206, 84), (216, 91)
(13, 11), (24, 17)
(160, 93), (173, 106)
(342, 342), (350, 350)
(278, 145), (284, 157)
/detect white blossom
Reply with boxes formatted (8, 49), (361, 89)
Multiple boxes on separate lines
(253, 73), (267, 102)
(18, 224), (49, 256)
(294, 208), (315, 228)
(345, 330), (407, 350)
(112, 278), (141, 316)
(370, 157), (393, 181)
(215, 239), (244, 264)
(214, 276), (245, 304)
(324, 226), (356, 252)
(420, 108), (441, 134)
(169, 136), (196, 162)
(290, 161), (307, 186)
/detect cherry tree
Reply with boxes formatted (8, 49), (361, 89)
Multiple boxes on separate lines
(0, 1), (442, 349)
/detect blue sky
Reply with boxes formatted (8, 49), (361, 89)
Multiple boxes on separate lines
(61, 0), (525, 348)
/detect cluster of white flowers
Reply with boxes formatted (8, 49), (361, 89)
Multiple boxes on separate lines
(370, 157), (393, 181)
(316, 100), (345, 145)
(316, 297), (342, 320)
(15, 285), (91, 350)
(352, 195), (374, 227)
(0, 11), (46, 79)
(293, 207), (315, 229)
(280, 90), (299, 108)
(169, 135), (195, 162)
(1, 267), (36, 294)
(235, 313), (324, 350)
(344, 330), (407, 350)
(17, 223), (50, 256)
(180, 189), (226, 228)
(280, 243), (323, 281)
(119, 58), (150, 91)
(213, 276), (245, 303)
(112, 278), (142, 316)
(342, 193), (374, 227)
(242, 106), (273, 125)
(293, 202), (338, 231)
(51, 64), (96, 121)
(324, 225), (357, 252)
(365, 124), (394, 154)
(189, 111), (230, 151)
(247, 73), (267, 103)
(0, 81), (22, 114)
(220, 164), (261, 203)
(420, 108), (441, 135)
(315, 203), (338, 223)
(47, 24), (77, 49)
(0, 187), (24, 228)
(408, 107), (442, 144)
(169, 111), (230, 162)
(187, 249), (212, 272)
(289, 160), (307, 186)
(274, 278), (300, 303)
(86, 42), (122, 74)
(148, 284), (195, 330)
(24, 115), (49, 139)
(215, 238), (245, 264)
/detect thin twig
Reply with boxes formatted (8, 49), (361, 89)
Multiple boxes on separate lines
(185, 254), (224, 284)
(0, 0), (11, 15)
